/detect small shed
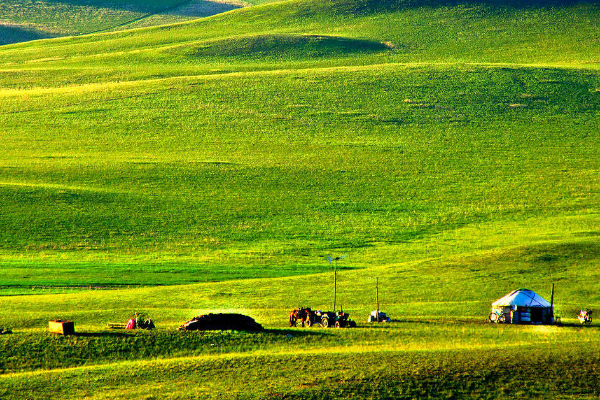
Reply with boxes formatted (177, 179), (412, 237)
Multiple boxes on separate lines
(490, 288), (554, 324)
(49, 320), (75, 335)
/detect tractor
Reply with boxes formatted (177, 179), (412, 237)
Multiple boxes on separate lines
(306, 309), (356, 328)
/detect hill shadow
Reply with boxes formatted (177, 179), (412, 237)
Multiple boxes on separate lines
(37, 0), (241, 16)
(175, 34), (393, 60)
(0, 25), (54, 46)
(291, 0), (600, 17)
(348, 0), (600, 12)
(164, 0), (241, 18)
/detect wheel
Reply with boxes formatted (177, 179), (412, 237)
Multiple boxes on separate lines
(489, 313), (498, 323)
(321, 317), (329, 328)
(304, 317), (312, 328)
(335, 321), (341, 328)
(497, 313), (506, 323)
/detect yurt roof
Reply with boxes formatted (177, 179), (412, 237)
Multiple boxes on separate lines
(491, 288), (552, 308)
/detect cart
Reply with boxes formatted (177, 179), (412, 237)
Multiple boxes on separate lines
(578, 309), (592, 325)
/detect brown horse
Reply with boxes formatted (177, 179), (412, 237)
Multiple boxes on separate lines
(289, 307), (313, 327)
(289, 309), (300, 327)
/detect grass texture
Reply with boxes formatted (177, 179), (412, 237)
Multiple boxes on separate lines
(1, 0), (600, 398)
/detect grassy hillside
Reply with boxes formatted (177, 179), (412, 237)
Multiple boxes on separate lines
(0, 0), (275, 45)
(1, 0), (600, 398)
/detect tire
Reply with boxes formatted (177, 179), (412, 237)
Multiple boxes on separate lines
(498, 313), (506, 323)
(305, 317), (312, 328)
(489, 313), (498, 323)
(335, 321), (341, 328)
(321, 317), (329, 328)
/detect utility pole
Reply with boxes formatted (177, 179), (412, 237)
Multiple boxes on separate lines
(327, 255), (347, 311)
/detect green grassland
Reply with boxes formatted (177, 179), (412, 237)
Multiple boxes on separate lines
(0, 0), (279, 45)
(1, 0), (600, 398)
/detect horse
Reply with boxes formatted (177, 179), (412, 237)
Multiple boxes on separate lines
(289, 309), (300, 327)
(290, 307), (313, 327)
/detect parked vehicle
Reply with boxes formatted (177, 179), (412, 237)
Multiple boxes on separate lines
(578, 309), (592, 325)
(488, 310), (506, 323)
(367, 311), (391, 323)
(306, 309), (356, 328)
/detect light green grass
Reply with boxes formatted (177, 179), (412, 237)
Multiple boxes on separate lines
(1, 0), (600, 398)
(1, 64), (599, 281)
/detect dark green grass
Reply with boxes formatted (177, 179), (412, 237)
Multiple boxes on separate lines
(1, 337), (599, 399)
(0, 0), (252, 41)
(0, 25), (55, 45)
(2, 320), (598, 374)
(0, 0), (182, 35)
(0, 261), (336, 294)
(174, 34), (391, 59)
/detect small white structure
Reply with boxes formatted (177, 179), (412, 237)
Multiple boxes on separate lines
(367, 311), (391, 323)
(490, 288), (554, 324)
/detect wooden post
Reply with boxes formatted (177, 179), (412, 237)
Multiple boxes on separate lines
(376, 277), (380, 323)
(333, 260), (337, 312)
(550, 283), (555, 321)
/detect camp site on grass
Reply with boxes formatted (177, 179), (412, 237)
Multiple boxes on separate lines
(1, 0), (600, 398)
(489, 288), (555, 325)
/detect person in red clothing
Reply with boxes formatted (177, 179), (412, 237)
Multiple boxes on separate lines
(125, 317), (136, 329)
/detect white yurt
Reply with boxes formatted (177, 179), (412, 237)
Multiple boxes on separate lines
(490, 288), (554, 324)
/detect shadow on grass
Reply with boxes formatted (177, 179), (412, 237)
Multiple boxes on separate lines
(555, 322), (597, 329)
(0, 25), (54, 46)
(39, 0), (241, 16)
(72, 331), (136, 338)
(264, 328), (331, 337)
(393, 318), (484, 325)
(349, 0), (600, 13)
(176, 34), (393, 60)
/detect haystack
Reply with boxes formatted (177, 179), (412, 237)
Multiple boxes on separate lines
(179, 313), (264, 332)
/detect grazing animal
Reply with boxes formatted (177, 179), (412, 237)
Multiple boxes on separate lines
(289, 309), (299, 327)
(290, 307), (313, 327)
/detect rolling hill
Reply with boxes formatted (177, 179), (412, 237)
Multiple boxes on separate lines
(1, 0), (599, 398)
(0, 0), (280, 45)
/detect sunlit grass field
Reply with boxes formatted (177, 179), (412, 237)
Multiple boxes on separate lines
(1, 0), (600, 398)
